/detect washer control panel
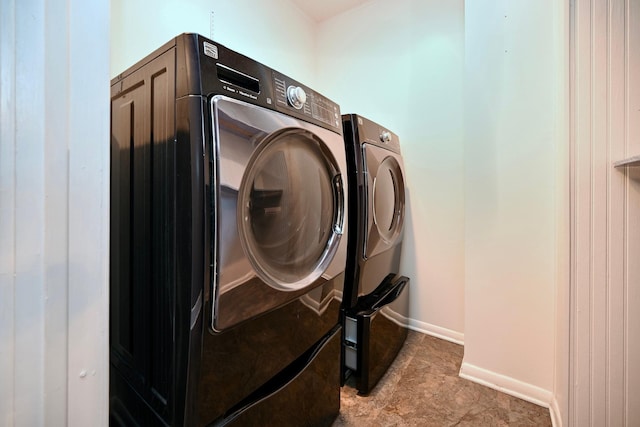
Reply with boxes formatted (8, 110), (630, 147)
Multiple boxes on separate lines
(273, 71), (341, 131)
(286, 85), (307, 110)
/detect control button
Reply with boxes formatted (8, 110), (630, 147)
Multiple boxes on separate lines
(380, 131), (391, 143)
(287, 86), (307, 110)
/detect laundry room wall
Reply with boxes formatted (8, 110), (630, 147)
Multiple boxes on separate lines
(111, 0), (317, 85)
(462, 0), (566, 409)
(315, 0), (466, 343)
(317, 0), (567, 413)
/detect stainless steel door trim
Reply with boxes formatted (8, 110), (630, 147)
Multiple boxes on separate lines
(209, 95), (348, 332)
(235, 127), (343, 291)
(331, 173), (345, 234)
(362, 143), (406, 260)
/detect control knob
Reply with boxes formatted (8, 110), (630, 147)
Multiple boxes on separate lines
(287, 85), (307, 110)
(380, 131), (391, 143)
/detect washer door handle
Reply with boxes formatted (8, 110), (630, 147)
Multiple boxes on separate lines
(332, 173), (344, 235)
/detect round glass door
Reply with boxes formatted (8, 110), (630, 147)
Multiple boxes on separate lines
(372, 155), (405, 244)
(237, 128), (343, 291)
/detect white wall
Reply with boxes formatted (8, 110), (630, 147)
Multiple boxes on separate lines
(553, 1), (571, 424)
(315, 0), (466, 343)
(461, 0), (565, 406)
(0, 0), (110, 425)
(111, 0), (317, 85)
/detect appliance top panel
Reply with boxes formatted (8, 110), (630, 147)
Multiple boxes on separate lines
(185, 34), (341, 133)
(343, 113), (401, 154)
(111, 34), (341, 133)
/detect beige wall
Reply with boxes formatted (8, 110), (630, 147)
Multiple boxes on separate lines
(316, 0), (564, 409)
(461, 0), (566, 405)
(111, 0), (317, 83)
(315, 0), (466, 343)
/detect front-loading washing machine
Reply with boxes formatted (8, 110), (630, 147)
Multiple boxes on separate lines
(340, 114), (410, 395)
(110, 33), (348, 426)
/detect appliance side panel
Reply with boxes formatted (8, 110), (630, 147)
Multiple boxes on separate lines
(149, 48), (177, 407)
(110, 47), (177, 425)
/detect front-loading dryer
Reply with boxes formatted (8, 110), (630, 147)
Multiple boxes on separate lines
(341, 114), (410, 395)
(110, 34), (347, 426)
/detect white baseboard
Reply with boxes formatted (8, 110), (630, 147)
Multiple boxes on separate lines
(549, 395), (562, 427)
(407, 318), (464, 345)
(459, 361), (552, 409)
(402, 320), (559, 423)
(377, 317), (560, 424)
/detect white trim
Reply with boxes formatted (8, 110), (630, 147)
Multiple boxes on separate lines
(66, 0), (110, 422)
(549, 396), (562, 427)
(0, 0), (17, 424)
(407, 318), (464, 345)
(569, 0), (638, 424)
(459, 361), (552, 409)
(552, 0), (571, 425)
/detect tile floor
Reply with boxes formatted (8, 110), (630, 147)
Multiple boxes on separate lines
(333, 331), (552, 426)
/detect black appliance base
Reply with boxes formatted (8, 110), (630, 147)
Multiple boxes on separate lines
(343, 276), (409, 395)
(213, 325), (342, 427)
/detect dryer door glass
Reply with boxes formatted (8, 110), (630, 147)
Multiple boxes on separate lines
(373, 156), (404, 243)
(363, 144), (405, 259)
(238, 128), (343, 291)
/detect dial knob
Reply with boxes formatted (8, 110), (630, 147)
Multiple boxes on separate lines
(380, 131), (391, 143)
(287, 86), (307, 110)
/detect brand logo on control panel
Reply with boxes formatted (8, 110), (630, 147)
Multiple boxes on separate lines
(203, 42), (218, 59)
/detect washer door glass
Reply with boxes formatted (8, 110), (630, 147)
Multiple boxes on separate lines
(238, 128), (343, 290)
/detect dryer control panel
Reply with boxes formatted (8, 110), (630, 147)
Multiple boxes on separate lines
(355, 115), (401, 154)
